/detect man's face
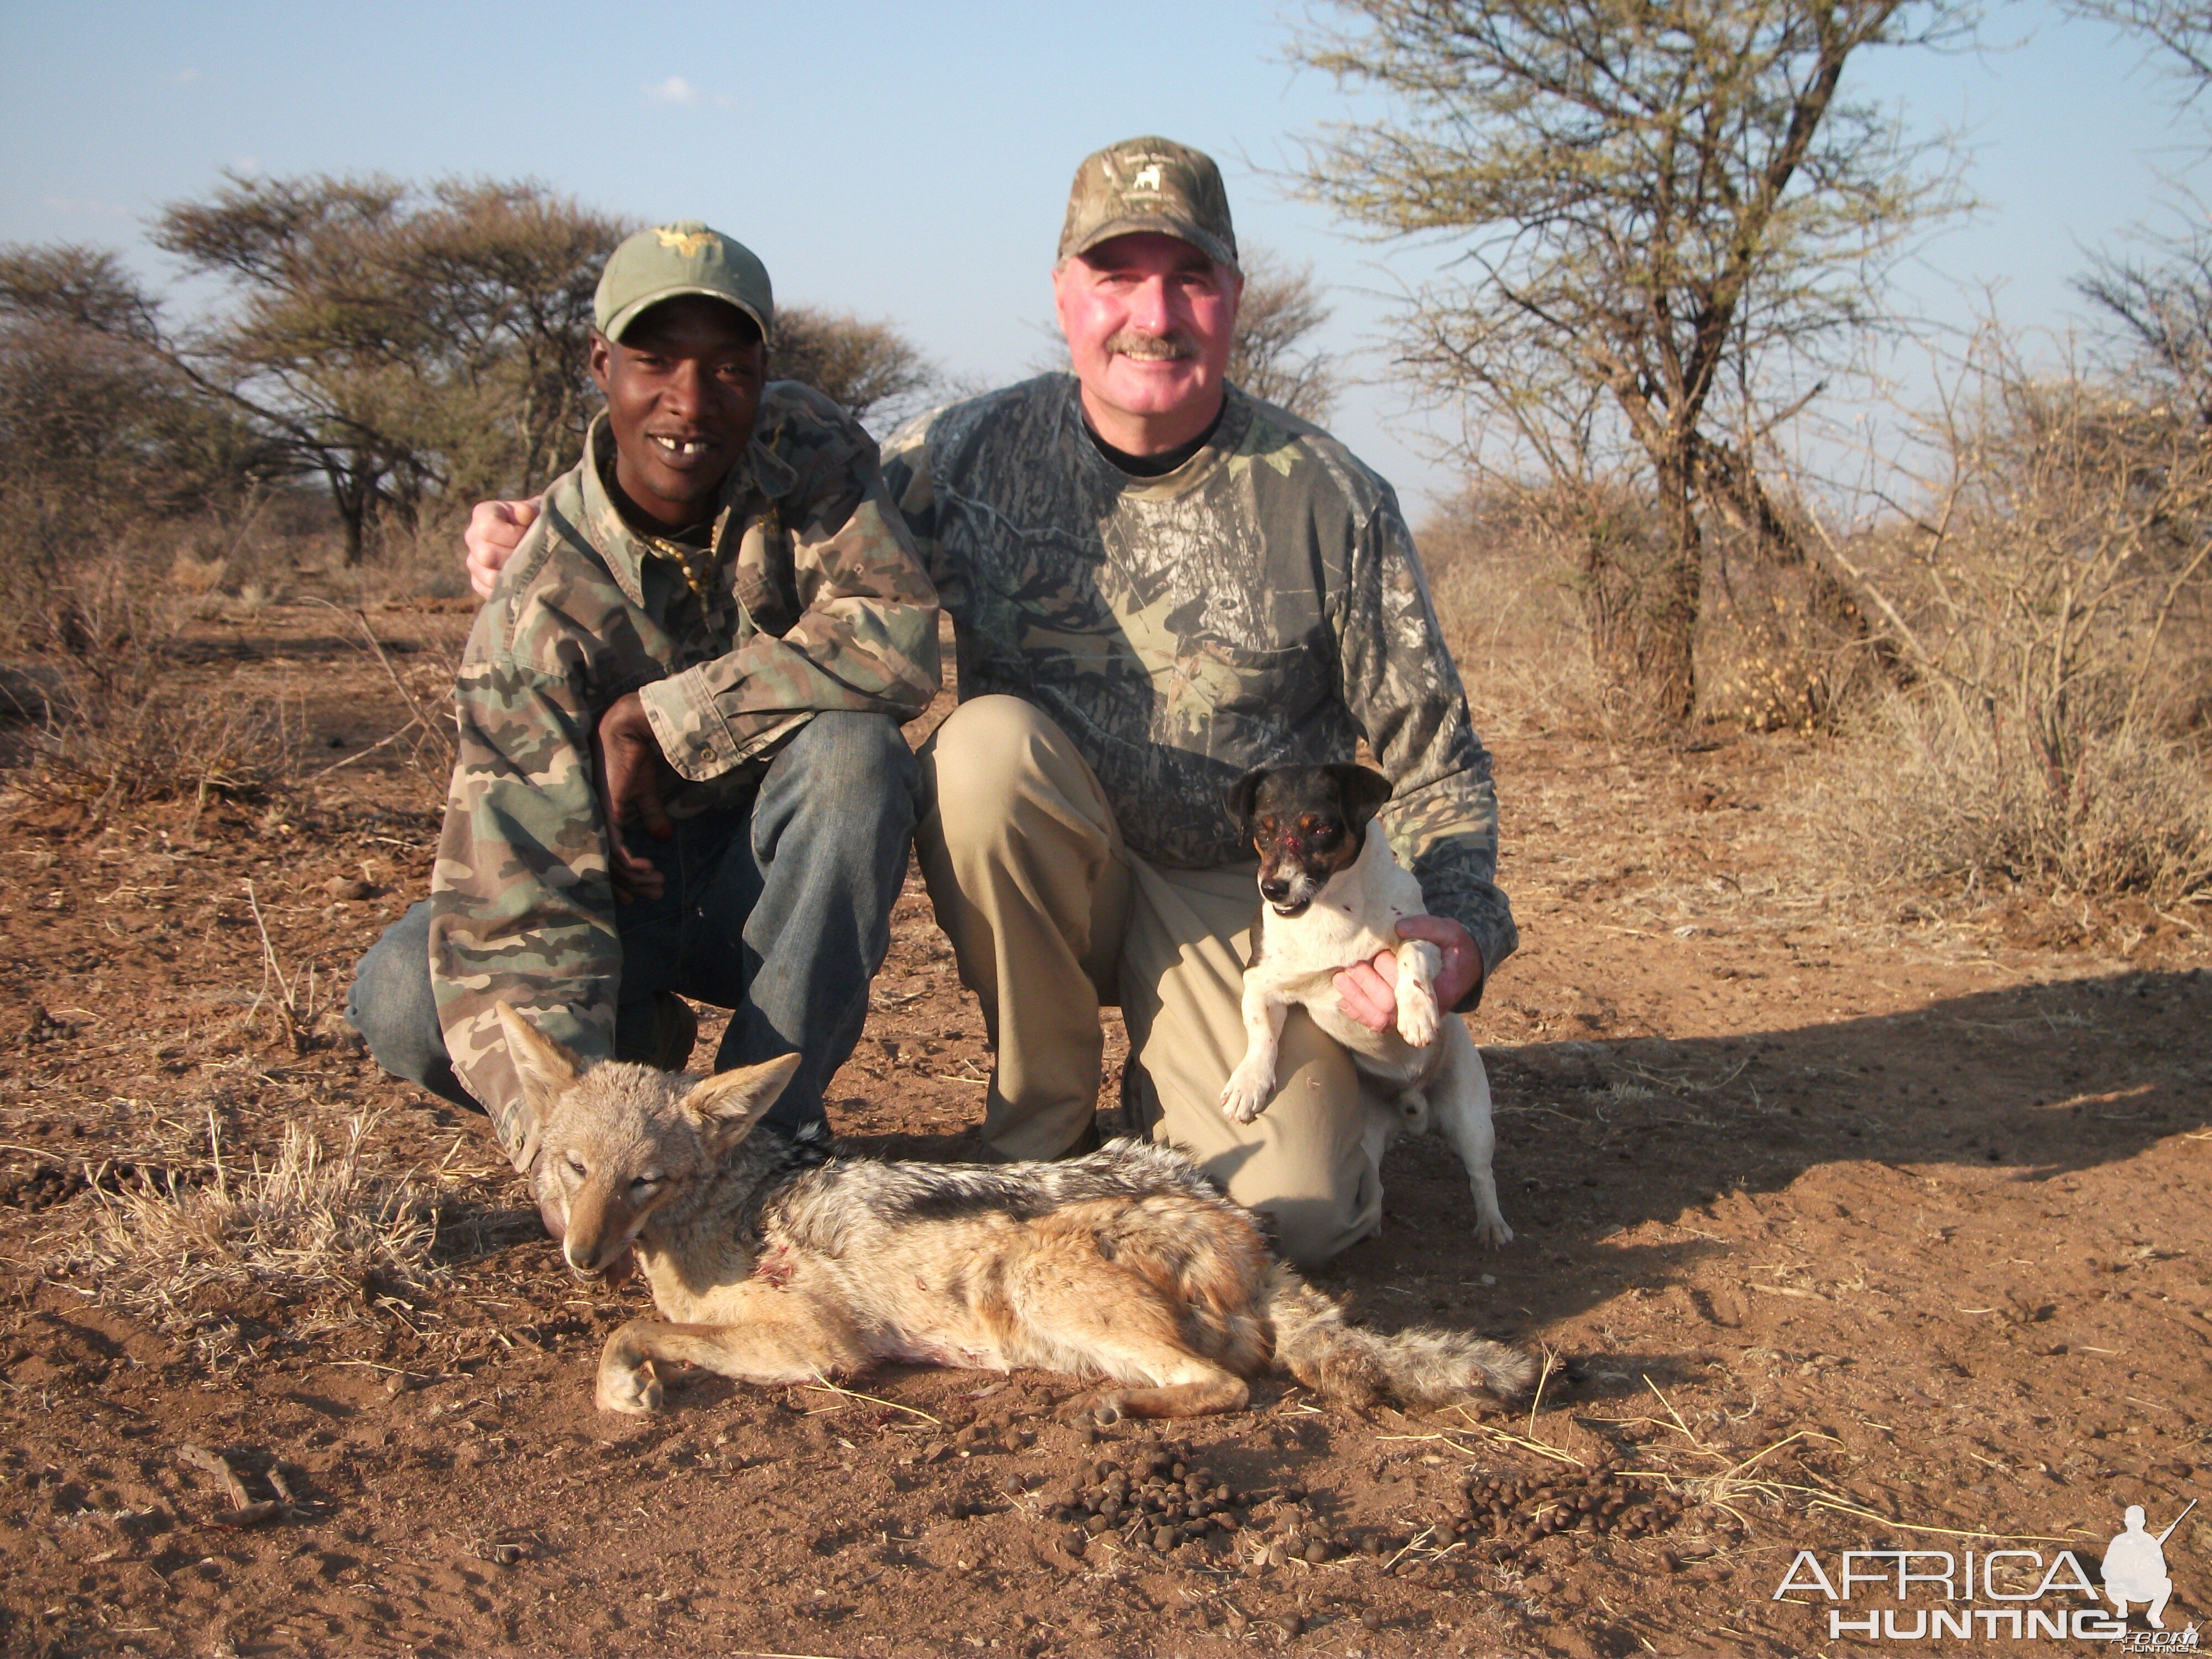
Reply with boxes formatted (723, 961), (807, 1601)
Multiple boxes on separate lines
(589, 295), (765, 528)
(1052, 232), (1242, 431)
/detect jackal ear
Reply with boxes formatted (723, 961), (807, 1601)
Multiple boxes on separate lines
(1327, 764), (1394, 834)
(494, 1000), (585, 1122)
(1222, 767), (1269, 831)
(681, 1052), (804, 1154)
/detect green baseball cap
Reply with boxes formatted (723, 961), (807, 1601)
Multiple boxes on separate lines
(594, 221), (774, 343)
(1058, 136), (1238, 270)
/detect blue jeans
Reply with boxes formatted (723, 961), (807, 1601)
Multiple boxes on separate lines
(347, 710), (919, 1136)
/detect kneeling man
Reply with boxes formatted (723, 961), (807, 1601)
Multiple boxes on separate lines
(349, 222), (939, 1208)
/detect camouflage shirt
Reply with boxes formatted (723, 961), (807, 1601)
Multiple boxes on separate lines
(882, 374), (1515, 994)
(432, 387), (940, 1165)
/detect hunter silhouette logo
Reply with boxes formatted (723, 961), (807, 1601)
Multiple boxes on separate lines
(2105, 1500), (2194, 1631)
(654, 226), (713, 258)
(1771, 1494), (2198, 1643)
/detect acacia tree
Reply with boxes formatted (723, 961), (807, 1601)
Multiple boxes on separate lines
(1297, 0), (1969, 721)
(2068, 0), (2212, 423)
(7, 181), (947, 563)
(769, 306), (938, 430)
(0, 247), (274, 634)
(2068, 0), (2212, 82)
(150, 173), (629, 562)
(1230, 246), (1338, 422)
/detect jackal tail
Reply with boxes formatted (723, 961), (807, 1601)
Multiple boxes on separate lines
(1264, 1262), (1535, 1410)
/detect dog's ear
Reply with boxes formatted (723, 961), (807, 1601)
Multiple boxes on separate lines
(681, 1052), (804, 1155)
(1328, 764), (1395, 834)
(1222, 767), (1269, 832)
(495, 1000), (585, 1117)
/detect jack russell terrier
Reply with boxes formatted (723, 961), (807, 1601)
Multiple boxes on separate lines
(1219, 763), (1512, 1248)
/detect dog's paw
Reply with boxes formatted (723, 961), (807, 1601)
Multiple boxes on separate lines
(1395, 984), (1440, 1048)
(1473, 1212), (1515, 1250)
(596, 1357), (663, 1416)
(1219, 1062), (1273, 1125)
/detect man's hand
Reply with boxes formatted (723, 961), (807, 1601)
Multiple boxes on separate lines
(593, 691), (674, 904)
(466, 497), (540, 599)
(1333, 915), (1484, 1034)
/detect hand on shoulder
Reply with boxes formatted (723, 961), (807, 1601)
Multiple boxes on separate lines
(466, 497), (540, 599)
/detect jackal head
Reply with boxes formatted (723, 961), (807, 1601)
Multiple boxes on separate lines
(493, 1002), (801, 1280)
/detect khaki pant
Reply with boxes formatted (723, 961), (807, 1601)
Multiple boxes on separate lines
(915, 695), (1384, 1265)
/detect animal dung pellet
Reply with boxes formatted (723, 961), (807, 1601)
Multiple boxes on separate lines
(1456, 1459), (1680, 1546)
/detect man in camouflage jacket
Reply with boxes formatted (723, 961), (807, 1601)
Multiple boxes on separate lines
(351, 222), (938, 1192)
(880, 139), (1515, 1262)
(465, 147), (1513, 1265)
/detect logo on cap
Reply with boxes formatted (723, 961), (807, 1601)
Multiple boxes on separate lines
(1060, 135), (1238, 271)
(654, 226), (714, 258)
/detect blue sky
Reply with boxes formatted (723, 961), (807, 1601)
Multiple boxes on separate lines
(0, 1), (2197, 512)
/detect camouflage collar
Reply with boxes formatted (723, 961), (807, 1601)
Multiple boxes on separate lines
(578, 414), (799, 610)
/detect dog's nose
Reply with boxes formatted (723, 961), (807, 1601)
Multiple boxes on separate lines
(1261, 875), (1292, 904)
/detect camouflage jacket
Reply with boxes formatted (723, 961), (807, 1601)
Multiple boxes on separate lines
(882, 374), (1515, 997)
(432, 388), (940, 1165)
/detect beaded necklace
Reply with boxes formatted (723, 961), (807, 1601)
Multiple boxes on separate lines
(634, 524), (722, 600)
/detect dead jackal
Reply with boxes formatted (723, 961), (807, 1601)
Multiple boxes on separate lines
(496, 1004), (1535, 1421)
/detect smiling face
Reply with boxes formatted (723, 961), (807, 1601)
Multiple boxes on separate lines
(1051, 231), (1241, 452)
(589, 294), (766, 530)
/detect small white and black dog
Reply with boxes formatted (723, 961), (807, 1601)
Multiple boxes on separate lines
(1219, 763), (1512, 1248)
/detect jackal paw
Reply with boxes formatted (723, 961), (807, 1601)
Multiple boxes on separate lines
(1057, 1391), (1126, 1427)
(1395, 983), (1440, 1048)
(1219, 1060), (1273, 1125)
(596, 1357), (662, 1416)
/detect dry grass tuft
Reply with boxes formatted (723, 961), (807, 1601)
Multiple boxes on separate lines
(7, 564), (301, 812)
(167, 547), (229, 594)
(50, 1114), (445, 1330)
(1809, 693), (2212, 910)
(19, 660), (299, 811)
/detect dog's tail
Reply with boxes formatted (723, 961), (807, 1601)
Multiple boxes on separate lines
(1263, 1262), (1535, 1410)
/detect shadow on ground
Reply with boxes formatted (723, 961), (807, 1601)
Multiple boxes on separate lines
(1321, 965), (2210, 1395)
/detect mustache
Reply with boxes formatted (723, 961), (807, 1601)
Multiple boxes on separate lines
(1103, 328), (1197, 362)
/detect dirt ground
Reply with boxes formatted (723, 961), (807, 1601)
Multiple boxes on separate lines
(2, 603), (2208, 1659)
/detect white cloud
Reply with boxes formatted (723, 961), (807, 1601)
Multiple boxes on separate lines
(643, 75), (731, 108)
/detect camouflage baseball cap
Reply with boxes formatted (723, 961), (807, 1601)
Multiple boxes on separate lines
(594, 221), (774, 343)
(1058, 137), (1238, 270)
